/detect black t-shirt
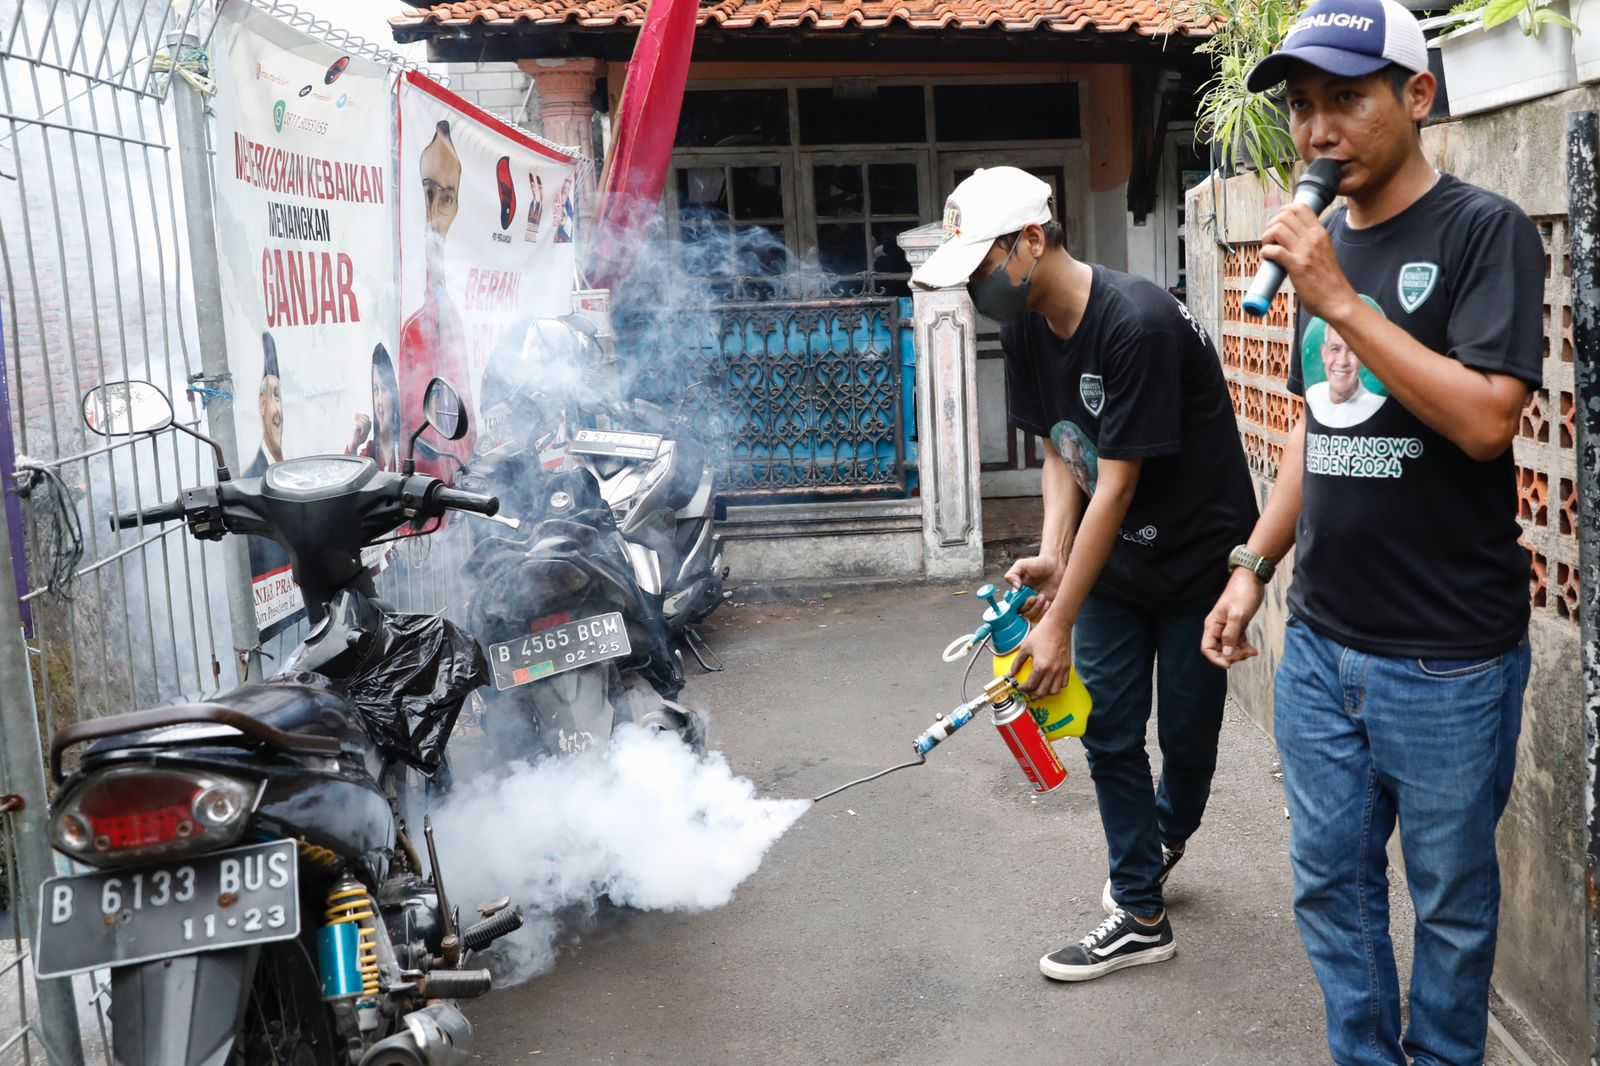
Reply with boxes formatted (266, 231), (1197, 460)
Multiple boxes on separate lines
(1002, 265), (1258, 608)
(1287, 173), (1544, 658)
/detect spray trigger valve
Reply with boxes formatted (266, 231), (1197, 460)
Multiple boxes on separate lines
(974, 583), (1036, 656)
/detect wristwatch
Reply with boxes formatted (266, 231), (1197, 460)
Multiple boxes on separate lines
(1229, 544), (1276, 584)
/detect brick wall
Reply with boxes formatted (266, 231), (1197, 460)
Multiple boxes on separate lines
(437, 61), (539, 129)
(1217, 266), (1302, 481)
(1516, 216), (1583, 625)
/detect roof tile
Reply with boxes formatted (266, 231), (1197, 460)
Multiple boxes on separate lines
(391, 0), (1211, 36)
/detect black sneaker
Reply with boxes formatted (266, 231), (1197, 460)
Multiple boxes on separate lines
(1101, 841), (1185, 915)
(1040, 908), (1177, 982)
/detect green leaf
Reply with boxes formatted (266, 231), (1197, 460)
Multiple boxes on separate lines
(1481, 0), (1527, 30)
(1534, 8), (1578, 30)
(1182, 0), (1305, 189)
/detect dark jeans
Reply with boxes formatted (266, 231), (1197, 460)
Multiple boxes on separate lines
(1075, 593), (1228, 919)
(1275, 616), (1530, 1066)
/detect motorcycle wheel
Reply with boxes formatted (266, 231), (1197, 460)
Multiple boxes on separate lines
(230, 938), (338, 1066)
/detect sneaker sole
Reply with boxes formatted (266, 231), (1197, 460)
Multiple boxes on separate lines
(1039, 940), (1177, 982)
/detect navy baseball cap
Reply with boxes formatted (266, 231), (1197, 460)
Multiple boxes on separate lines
(1247, 0), (1429, 92)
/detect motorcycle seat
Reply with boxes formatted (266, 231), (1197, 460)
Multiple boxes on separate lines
(81, 678), (373, 762)
(235, 679), (371, 747)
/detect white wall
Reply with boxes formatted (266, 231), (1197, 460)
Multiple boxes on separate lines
(437, 62), (538, 129)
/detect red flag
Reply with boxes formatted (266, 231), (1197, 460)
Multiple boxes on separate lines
(585, 0), (698, 290)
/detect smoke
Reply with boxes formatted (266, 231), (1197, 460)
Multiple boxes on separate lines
(605, 206), (848, 409)
(418, 215), (856, 985)
(587, 202), (907, 500)
(430, 724), (810, 982)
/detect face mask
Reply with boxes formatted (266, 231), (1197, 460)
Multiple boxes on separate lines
(968, 235), (1036, 321)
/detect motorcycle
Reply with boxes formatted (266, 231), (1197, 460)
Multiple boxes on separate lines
(39, 378), (518, 1066)
(568, 397), (728, 656)
(461, 340), (708, 760)
(479, 315), (730, 671)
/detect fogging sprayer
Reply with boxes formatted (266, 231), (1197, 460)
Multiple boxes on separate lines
(812, 583), (1093, 802)
(952, 583), (1094, 740)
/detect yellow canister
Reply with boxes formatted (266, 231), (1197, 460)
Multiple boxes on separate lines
(992, 649), (1093, 740)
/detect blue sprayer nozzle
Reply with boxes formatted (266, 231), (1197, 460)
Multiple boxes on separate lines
(973, 583), (1035, 655)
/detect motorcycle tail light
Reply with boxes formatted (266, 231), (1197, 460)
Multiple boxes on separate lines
(51, 767), (260, 868)
(532, 611), (574, 632)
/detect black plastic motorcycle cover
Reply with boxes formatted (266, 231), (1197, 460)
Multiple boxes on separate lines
(347, 613), (486, 773)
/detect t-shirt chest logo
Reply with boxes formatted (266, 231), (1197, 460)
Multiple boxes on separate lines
(1079, 374), (1105, 416)
(1397, 262), (1439, 313)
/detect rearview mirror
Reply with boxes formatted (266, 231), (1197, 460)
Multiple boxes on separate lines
(82, 381), (174, 437)
(423, 378), (468, 442)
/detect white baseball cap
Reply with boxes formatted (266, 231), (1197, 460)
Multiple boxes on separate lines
(911, 167), (1054, 290)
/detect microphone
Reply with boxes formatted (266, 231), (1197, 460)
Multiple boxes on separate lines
(1242, 157), (1345, 317)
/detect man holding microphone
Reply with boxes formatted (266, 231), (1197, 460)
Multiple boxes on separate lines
(1203, 1), (1543, 1060)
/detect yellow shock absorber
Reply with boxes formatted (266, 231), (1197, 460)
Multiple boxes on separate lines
(325, 880), (381, 997)
(298, 839), (340, 869)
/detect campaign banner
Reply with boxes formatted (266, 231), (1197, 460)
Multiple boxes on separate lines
(209, 3), (398, 637)
(395, 71), (577, 478)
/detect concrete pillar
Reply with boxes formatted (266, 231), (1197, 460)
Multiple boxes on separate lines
(1083, 64), (1134, 271)
(898, 223), (985, 580)
(523, 58), (604, 236)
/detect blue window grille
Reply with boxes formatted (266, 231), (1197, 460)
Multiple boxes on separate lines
(623, 297), (918, 502)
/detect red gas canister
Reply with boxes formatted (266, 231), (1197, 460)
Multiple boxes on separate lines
(991, 689), (1068, 793)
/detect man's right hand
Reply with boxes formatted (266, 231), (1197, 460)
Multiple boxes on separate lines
(1006, 555), (1061, 620)
(1202, 567), (1266, 669)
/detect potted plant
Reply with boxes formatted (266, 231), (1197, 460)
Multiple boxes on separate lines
(1424, 0), (1577, 116)
(1172, 0), (1302, 189)
(1573, 0), (1600, 81)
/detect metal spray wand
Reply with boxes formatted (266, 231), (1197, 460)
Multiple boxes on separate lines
(811, 676), (1019, 802)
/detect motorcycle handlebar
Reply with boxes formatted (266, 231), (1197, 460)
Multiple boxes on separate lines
(102, 466), (497, 542)
(110, 497), (185, 532)
(432, 486), (500, 517)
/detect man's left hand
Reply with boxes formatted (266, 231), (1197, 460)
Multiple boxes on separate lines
(1013, 615), (1073, 698)
(1260, 203), (1358, 323)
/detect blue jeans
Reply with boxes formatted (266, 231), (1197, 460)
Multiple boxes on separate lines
(1075, 594), (1228, 919)
(1274, 616), (1530, 1066)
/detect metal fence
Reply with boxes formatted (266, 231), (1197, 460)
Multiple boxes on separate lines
(0, 802), (109, 1066)
(1, 0), (229, 1056)
(628, 297), (917, 501)
(0, 1), (468, 1060)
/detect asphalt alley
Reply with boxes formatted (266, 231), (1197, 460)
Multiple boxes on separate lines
(467, 582), (1402, 1066)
